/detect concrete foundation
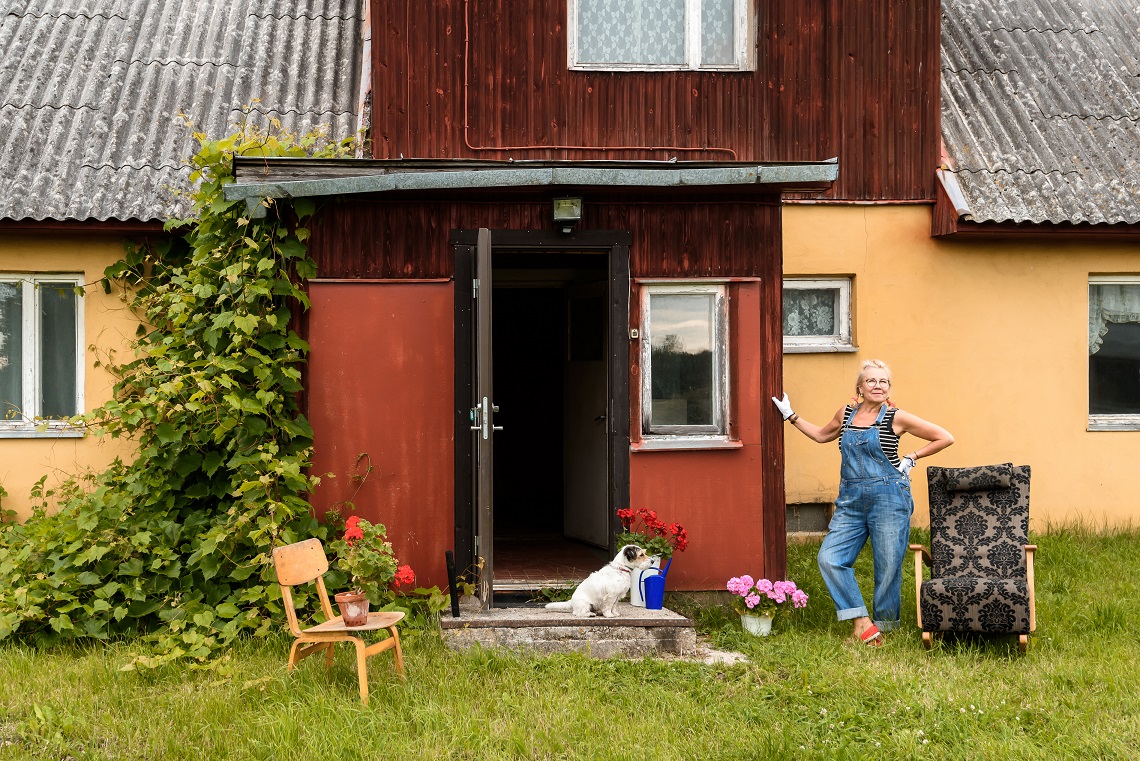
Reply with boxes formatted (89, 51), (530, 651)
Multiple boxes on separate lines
(440, 601), (697, 658)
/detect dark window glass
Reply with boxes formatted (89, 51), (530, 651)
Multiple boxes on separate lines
(39, 283), (77, 418)
(0, 282), (22, 420)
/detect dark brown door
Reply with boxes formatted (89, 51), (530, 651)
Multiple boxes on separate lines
(473, 228), (498, 607)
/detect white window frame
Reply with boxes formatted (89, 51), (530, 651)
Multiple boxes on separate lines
(0, 274), (85, 438)
(1088, 275), (1140, 432)
(782, 277), (855, 353)
(639, 281), (730, 445)
(568, 0), (757, 72)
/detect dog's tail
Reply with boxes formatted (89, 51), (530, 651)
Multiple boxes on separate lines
(545, 601), (573, 611)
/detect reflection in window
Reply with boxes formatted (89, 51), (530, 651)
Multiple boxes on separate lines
(642, 284), (726, 435)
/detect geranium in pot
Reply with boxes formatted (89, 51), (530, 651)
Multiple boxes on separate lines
(727, 575), (809, 636)
(327, 515), (414, 626)
(615, 508), (688, 606)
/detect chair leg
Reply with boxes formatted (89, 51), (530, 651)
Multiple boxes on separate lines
(324, 642), (336, 670)
(350, 637), (370, 705)
(287, 639), (304, 671)
(922, 632), (933, 650)
(388, 626), (406, 681)
(1019, 634), (1028, 654)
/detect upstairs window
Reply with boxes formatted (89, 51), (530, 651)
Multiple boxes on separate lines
(641, 283), (728, 437)
(1089, 276), (1140, 430)
(0, 275), (84, 437)
(569, 0), (755, 71)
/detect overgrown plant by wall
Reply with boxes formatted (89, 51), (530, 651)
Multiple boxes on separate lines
(0, 124), (356, 667)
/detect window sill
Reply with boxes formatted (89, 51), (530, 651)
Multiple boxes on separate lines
(0, 427), (85, 439)
(632, 436), (743, 452)
(784, 344), (858, 354)
(1088, 415), (1140, 432)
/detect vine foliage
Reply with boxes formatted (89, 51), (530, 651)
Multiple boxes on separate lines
(0, 123), (355, 666)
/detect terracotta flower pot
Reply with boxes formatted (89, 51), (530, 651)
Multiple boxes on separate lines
(334, 591), (370, 627)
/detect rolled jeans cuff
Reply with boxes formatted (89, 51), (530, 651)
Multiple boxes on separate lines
(836, 605), (869, 622)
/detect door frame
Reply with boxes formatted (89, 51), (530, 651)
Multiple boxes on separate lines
(451, 229), (632, 583)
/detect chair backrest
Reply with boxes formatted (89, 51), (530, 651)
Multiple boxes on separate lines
(273, 538), (330, 586)
(272, 539), (334, 635)
(926, 463), (1030, 580)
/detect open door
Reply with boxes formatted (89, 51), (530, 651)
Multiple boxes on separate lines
(472, 228), (498, 607)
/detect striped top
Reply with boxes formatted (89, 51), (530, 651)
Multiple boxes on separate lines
(839, 405), (902, 467)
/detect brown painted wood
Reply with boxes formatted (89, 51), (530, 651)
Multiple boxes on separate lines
(608, 243), (631, 550)
(474, 228), (495, 606)
(371, 0), (940, 201)
(758, 205), (786, 581)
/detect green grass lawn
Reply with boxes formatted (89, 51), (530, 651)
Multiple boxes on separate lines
(2, 527), (1138, 760)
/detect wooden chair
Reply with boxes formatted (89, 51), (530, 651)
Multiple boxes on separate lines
(272, 538), (405, 704)
(910, 463), (1037, 653)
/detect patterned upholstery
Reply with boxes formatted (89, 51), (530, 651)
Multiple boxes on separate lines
(920, 464), (1032, 634)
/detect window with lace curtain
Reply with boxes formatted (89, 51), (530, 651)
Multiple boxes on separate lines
(0, 275), (84, 437)
(1089, 276), (1140, 430)
(783, 278), (854, 353)
(568, 0), (755, 71)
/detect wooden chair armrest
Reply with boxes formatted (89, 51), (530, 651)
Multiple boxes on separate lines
(909, 544), (932, 565)
(1024, 544), (1037, 632)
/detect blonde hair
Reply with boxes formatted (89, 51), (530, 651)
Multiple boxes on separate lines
(855, 359), (892, 393)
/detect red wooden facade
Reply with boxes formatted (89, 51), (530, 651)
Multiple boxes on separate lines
(372, 0), (940, 200)
(291, 0), (940, 593)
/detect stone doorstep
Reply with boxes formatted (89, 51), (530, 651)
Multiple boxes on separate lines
(440, 602), (697, 657)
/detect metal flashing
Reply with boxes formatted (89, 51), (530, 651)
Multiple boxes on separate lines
(224, 160), (840, 217)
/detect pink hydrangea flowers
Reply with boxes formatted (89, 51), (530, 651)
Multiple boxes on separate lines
(727, 575), (809, 618)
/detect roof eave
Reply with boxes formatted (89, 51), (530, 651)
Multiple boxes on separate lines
(224, 159), (839, 217)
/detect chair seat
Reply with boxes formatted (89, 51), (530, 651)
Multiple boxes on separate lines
(920, 576), (1030, 634)
(303, 610), (406, 635)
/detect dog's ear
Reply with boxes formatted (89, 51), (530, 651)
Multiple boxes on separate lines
(623, 545), (641, 562)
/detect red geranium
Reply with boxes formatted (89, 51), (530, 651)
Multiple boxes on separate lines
(615, 507), (688, 558)
(393, 565), (416, 587)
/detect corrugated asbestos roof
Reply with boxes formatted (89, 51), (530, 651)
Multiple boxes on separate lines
(0, 0), (362, 222)
(941, 0), (1140, 225)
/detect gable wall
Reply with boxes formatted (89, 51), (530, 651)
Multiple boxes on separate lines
(370, 0), (940, 201)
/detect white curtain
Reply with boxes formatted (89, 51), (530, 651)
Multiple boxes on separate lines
(784, 288), (836, 336)
(578, 0), (686, 65)
(1089, 284), (1140, 355)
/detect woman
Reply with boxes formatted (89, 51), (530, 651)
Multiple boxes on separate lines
(772, 360), (953, 646)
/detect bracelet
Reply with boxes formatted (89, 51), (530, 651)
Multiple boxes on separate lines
(787, 414), (799, 424)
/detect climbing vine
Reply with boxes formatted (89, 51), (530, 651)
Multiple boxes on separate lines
(0, 122), (363, 666)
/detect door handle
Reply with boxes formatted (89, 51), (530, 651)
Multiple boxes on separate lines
(470, 398), (502, 439)
(594, 413), (607, 422)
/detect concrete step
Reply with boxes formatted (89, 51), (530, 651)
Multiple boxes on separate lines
(440, 600), (696, 658)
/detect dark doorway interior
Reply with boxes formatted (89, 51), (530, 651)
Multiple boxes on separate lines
(491, 252), (610, 588)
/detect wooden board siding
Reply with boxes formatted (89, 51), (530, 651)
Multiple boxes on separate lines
(308, 197), (783, 279)
(371, 0), (939, 201)
(307, 282), (456, 589)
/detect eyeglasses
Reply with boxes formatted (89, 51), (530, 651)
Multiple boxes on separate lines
(863, 378), (891, 387)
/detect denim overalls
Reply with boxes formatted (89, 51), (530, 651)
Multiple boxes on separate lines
(817, 404), (914, 631)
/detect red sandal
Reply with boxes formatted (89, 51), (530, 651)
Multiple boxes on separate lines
(858, 624), (884, 647)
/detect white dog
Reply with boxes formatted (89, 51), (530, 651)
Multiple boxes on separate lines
(545, 545), (652, 617)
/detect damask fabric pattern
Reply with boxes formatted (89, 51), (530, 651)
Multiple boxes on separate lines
(783, 288), (836, 336)
(577, 0), (686, 65)
(921, 464), (1031, 633)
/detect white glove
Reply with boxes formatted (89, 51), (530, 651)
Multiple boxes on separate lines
(771, 393), (795, 420)
(898, 456), (916, 475)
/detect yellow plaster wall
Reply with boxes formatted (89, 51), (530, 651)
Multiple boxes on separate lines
(0, 234), (138, 520)
(782, 204), (1139, 529)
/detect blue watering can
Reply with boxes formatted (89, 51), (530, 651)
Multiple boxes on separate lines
(639, 558), (671, 610)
